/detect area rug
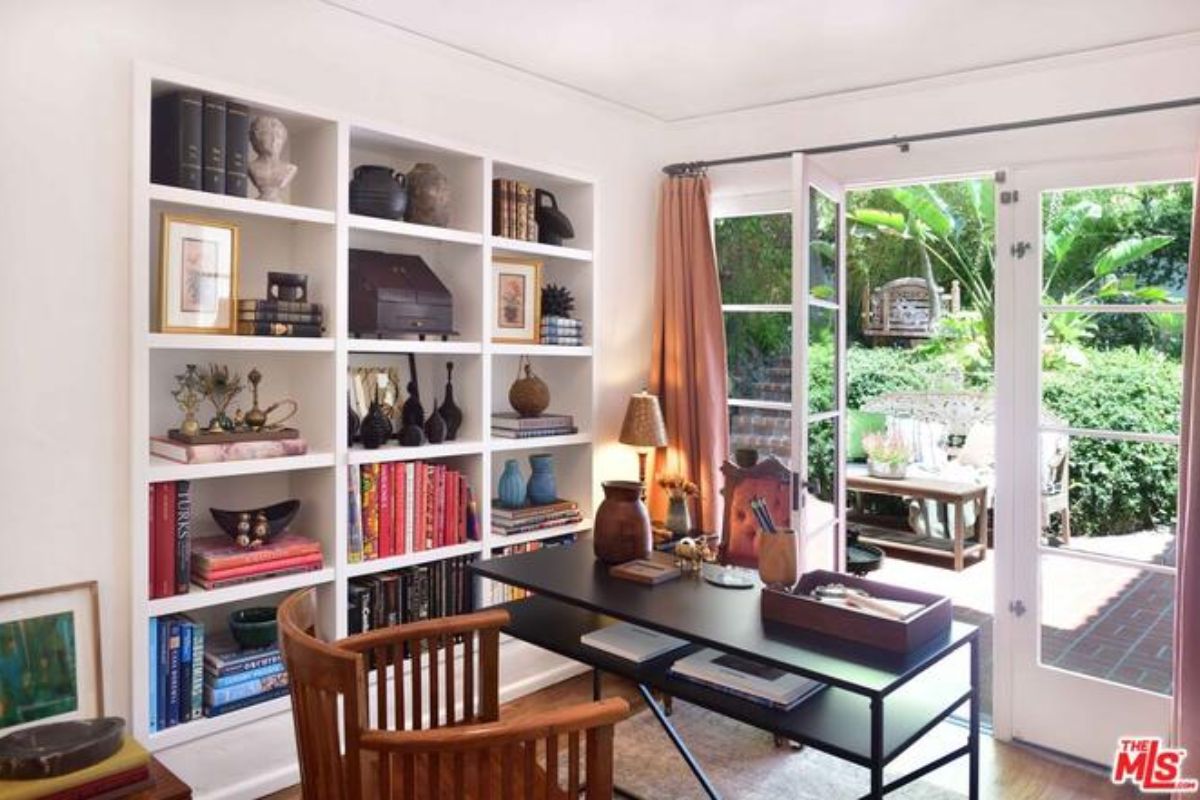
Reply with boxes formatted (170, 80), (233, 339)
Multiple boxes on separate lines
(605, 700), (967, 799)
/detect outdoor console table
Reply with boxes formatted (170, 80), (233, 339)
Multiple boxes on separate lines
(847, 468), (989, 571)
(473, 541), (980, 799)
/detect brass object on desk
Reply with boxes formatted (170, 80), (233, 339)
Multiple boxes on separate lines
(672, 535), (716, 575)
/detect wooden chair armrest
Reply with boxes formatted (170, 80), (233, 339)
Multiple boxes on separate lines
(358, 698), (629, 755)
(339, 608), (511, 654)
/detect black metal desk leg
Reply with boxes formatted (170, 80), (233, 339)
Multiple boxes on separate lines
(969, 636), (980, 800)
(637, 684), (721, 800)
(870, 696), (884, 799)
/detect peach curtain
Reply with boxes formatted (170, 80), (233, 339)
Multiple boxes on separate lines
(647, 174), (729, 534)
(1173, 150), (1200, 778)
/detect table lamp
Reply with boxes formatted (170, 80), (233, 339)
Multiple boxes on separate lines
(619, 390), (668, 498)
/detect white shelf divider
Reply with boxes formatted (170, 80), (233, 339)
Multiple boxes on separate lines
(348, 213), (483, 246)
(347, 440), (485, 465)
(490, 343), (592, 358)
(148, 333), (335, 352)
(488, 520), (592, 548)
(344, 541), (483, 579)
(348, 339), (482, 355)
(489, 236), (592, 262)
(146, 695), (293, 753)
(147, 452), (336, 483)
(148, 568), (336, 616)
(149, 183), (335, 225)
(489, 432), (593, 452)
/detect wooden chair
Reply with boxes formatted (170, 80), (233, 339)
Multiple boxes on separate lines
(718, 455), (793, 569)
(278, 589), (629, 799)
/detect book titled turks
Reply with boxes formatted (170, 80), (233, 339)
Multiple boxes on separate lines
(610, 558), (681, 585)
(580, 622), (689, 664)
(149, 435), (308, 464)
(224, 100), (249, 197)
(154, 481), (176, 598)
(201, 95), (227, 194)
(150, 90), (202, 190)
(174, 480), (191, 594)
(670, 648), (825, 710)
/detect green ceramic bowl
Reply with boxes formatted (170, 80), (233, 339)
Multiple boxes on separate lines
(228, 607), (278, 649)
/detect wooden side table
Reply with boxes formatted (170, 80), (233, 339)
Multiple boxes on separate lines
(134, 758), (191, 800)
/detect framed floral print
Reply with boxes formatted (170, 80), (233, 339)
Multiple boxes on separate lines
(158, 214), (239, 333)
(491, 256), (542, 344)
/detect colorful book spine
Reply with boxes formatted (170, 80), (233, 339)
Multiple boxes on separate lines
(379, 462), (394, 559)
(349, 465), (364, 563)
(395, 462), (407, 555)
(166, 620), (182, 728)
(205, 685), (290, 717)
(362, 463), (379, 560)
(148, 485), (157, 600)
(148, 620), (158, 732)
(198, 553), (325, 582)
(404, 462), (416, 553)
(155, 482), (176, 598)
(193, 563), (321, 590)
(187, 616), (204, 721)
(178, 620), (193, 722)
(174, 480), (190, 595)
(206, 661), (285, 689)
(205, 651), (282, 678)
(204, 672), (289, 706)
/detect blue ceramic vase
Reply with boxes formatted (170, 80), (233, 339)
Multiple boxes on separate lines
(497, 459), (527, 509)
(527, 453), (557, 506)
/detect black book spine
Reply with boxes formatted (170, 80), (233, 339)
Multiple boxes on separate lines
(151, 91), (202, 190)
(201, 96), (227, 194)
(225, 102), (249, 197)
(174, 480), (190, 594)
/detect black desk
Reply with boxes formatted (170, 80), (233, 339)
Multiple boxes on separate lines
(472, 542), (980, 800)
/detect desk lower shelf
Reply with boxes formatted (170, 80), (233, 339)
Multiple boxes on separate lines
(496, 595), (972, 768)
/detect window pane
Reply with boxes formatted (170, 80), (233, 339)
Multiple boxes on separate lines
(1041, 182), (1193, 305)
(1040, 434), (1177, 567)
(1042, 312), (1182, 435)
(806, 417), (837, 506)
(1040, 552), (1174, 695)
(729, 406), (790, 464)
(808, 306), (837, 415)
(809, 187), (838, 303)
(715, 213), (792, 304)
(725, 312), (792, 402)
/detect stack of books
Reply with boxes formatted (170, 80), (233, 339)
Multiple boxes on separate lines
(148, 615), (204, 732)
(347, 461), (478, 564)
(190, 533), (324, 590)
(149, 480), (191, 599)
(670, 648), (825, 711)
(203, 634), (289, 717)
(491, 499), (583, 537)
(0, 737), (153, 799)
(347, 555), (477, 636)
(237, 298), (325, 338)
(152, 90), (248, 196)
(484, 535), (576, 605)
(581, 622), (689, 663)
(491, 412), (577, 439)
(492, 178), (538, 241)
(540, 315), (584, 346)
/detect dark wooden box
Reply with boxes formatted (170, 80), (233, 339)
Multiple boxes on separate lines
(349, 249), (455, 338)
(761, 569), (952, 653)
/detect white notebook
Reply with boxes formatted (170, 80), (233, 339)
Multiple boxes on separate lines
(671, 648), (823, 708)
(580, 622), (689, 663)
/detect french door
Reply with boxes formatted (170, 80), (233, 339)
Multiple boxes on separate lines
(1004, 152), (1191, 764)
(791, 154), (849, 572)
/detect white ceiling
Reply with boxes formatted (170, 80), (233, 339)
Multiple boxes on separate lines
(327, 0), (1200, 121)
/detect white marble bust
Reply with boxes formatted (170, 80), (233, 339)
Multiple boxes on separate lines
(248, 116), (298, 202)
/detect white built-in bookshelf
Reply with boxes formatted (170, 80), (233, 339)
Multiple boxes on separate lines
(130, 64), (597, 753)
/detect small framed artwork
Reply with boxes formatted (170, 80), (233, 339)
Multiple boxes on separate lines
(0, 581), (103, 733)
(158, 214), (239, 333)
(491, 256), (542, 344)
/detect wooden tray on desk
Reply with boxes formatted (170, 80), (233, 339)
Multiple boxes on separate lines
(761, 569), (952, 654)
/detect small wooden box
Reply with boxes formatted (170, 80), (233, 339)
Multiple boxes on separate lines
(349, 249), (455, 338)
(761, 570), (952, 653)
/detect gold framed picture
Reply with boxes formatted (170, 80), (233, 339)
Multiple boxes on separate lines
(0, 581), (103, 733)
(158, 214), (239, 333)
(491, 256), (542, 344)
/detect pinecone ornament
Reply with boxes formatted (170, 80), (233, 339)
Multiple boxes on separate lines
(541, 283), (575, 319)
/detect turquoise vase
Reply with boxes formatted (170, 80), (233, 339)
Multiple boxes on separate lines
(498, 459), (527, 509)
(527, 453), (557, 506)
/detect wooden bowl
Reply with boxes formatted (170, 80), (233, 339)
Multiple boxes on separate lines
(210, 499), (300, 544)
(229, 607), (279, 650)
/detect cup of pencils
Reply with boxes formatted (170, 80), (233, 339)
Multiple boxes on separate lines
(750, 495), (799, 590)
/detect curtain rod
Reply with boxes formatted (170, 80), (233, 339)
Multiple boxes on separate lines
(661, 96), (1200, 176)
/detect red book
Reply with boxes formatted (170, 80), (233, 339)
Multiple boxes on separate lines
(445, 472), (457, 548)
(191, 533), (321, 572)
(194, 563), (321, 590)
(379, 462), (394, 559)
(425, 464), (437, 550)
(155, 482), (177, 598)
(458, 473), (469, 543)
(200, 552), (325, 581)
(148, 484), (158, 599)
(434, 465), (446, 548)
(395, 461), (407, 555)
(414, 464), (426, 551)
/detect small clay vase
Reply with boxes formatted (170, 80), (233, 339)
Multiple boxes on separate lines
(593, 480), (652, 565)
(360, 399), (392, 450)
(406, 162), (451, 227)
(424, 400), (447, 444)
(509, 357), (550, 418)
(439, 362), (463, 440)
(349, 164), (408, 220)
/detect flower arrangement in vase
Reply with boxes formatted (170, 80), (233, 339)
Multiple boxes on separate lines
(862, 432), (911, 479)
(657, 474), (699, 537)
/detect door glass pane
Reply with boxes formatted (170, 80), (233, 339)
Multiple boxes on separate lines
(729, 406), (790, 464)
(806, 417), (838, 506)
(808, 306), (837, 415)
(714, 213), (792, 304)
(809, 187), (838, 302)
(1040, 434), (1177, 567)
(725, 312), (792, 402)
(1041, 182), (1193, 305)
(1040, 551), (1174, 695)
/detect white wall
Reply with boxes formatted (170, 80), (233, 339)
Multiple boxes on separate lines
(0, 1), (662, 788)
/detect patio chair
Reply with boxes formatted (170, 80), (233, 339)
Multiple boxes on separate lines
(861, 277), (961, 343)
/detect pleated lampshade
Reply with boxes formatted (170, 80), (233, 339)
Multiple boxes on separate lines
(619, 391), (667, 448)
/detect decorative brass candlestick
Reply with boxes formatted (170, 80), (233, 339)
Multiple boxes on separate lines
(171, 364), (204, 437)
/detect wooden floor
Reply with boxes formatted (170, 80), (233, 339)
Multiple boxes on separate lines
(264, 673), (1134, 799)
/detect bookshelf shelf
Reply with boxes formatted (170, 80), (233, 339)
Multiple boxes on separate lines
(131, 64), (596, 762)
(344, 541), (483, 578)
(149, 183), (335, 225)
(489, 236), (592, 262)
(147, 567), (336, 616)
(147, 452), (336, 482)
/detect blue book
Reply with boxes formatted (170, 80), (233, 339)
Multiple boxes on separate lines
(206, 660), (286, 689)
(205, 685), (289, 717)
(166, 619), (182, 727)
(204, 671), (290, 706)
(156, 619), (170, 730)
(186, 616), (204, 721)
(148, 620), (158, 732)
(178, 619), (193, 722)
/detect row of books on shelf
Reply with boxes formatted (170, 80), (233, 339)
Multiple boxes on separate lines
(483, 536), (574, 605)
(149, 616), (289, 732)
(149, 481), (191, 598)
(492, 178), (538, 241)
(348, 462), (479, 563)
(0, 737), (154, 800)
(238, 298), (326, 338)
(152, 91), (250, 196)
(540, 315), (585, 346)
(491, 412), (577, 439)
(347, 555), (477, 636)
(491, 499), (583, 536)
